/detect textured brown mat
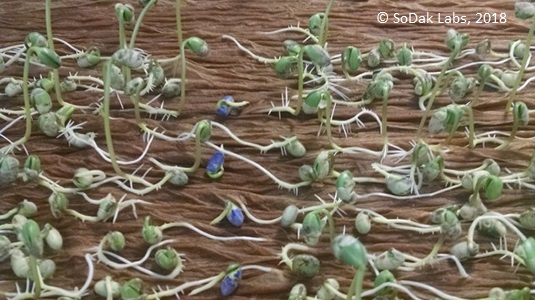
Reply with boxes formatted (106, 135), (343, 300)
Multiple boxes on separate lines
(1, 0), (535, 299)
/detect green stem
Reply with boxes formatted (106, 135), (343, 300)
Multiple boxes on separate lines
(346, 267), (365, 300)
(465, 106), (475, 148)
(417, 47), (460, 137)
(178, 40), (187, 114)
(185, 131), (202, 173)
(2, 47), (36, 154)
(319, 208), (335, 243)
(210, 201), (232, 225)
(318, 0), (336, 47)
(324, 92), (341, 150)
(173, 0), (184, 79)
(469, 79), (485, 109)
(188, 271), (226, 296)
(102, 61), (125, 177)
(129, 0), (158, 49)
(381, 93), (388, 149)
(115, 172), (173, 196)
(505, 16), (535, 112)
(118, 16), (126, 49)
(51, 71), (65, 106)
(105, 276), (114, 300)
(0, 207), (17, 220)
(466, 80), (484, 148)
(45, 0), (54, 49)
(117, 14), (130, 83)
(45, 0), (65, 107)
(499, 110), (520, 149)
(65, 209), (100, 222)
(131, 86), (142, 125)
(29, 255), (41, 298)
(443, 108), (463, 146)
(22, 49), (34, 141)
(295, 47), (305, 116)
(418, 235), (445, 266)
(175, 0), (183, 48)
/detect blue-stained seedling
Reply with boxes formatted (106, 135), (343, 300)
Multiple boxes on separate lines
(226, 203), (244, 227)
(206, 151), (225, 179)
(216, 105), (231, 117)
(211, 200), (244, 227)
(220, 264), (242, 297)
(216, 95), (237, 117)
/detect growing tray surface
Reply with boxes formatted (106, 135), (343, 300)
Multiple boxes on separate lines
(1, 0), (534, 299)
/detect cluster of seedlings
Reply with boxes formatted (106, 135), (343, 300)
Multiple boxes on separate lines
(2, 0), (535, 299)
